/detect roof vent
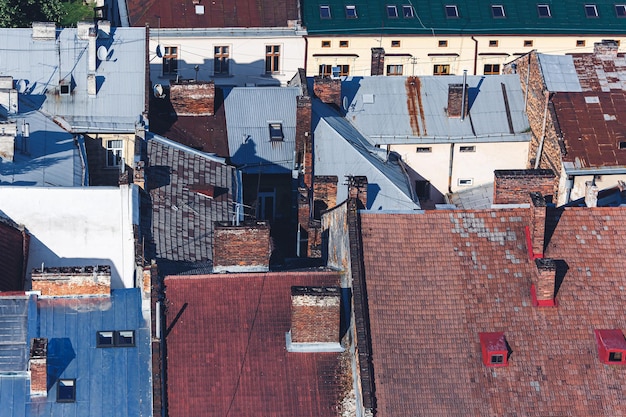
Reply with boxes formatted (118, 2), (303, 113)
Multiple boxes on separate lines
(195, 4), (205, 14)
(479, 332), (509, 367)
(595, 329), (626, 365)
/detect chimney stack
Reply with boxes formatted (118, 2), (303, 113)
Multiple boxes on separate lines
(348, 176), (368, 209)
(528, 192), (546, 259)
(287, 286), (343, 352)
(212, 221), (271, 273)
(313, 76), (341, 109)
(447, 83), (469, 118)
(531, 258), (557, 307)
(88, 26), (97, 73)
(169, 81), (215, 116)
(371, 47), (385, 76)
(493, 169), (556, 205)
(585, 181), (599, 208)
(29, 338), (48, 397)
(295, 95), (312, 187)
(31, 265), (111, 296)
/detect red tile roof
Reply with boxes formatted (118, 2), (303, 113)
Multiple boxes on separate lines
(164, 271), (350, 417)
(128, 0), (300, 28)
(359, 207), (626, 416)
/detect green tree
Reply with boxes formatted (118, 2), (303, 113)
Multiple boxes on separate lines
(0, 0), (65, 28)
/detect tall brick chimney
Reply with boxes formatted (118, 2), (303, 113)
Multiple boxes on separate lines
(31, 265), (111, 297)
(528, 192), (546, 259)
(371, 47), (385, 76)
(531, 258), (557, 307)
(313, 76), (341, 109)
(169, 80), (215, 116)
(296, 95), (312, 188)
(287, 286), (343, 352)
(447, 83), (468, 118)
(493, 169), (556, 205)
(348, 176), (368, 209)
(29, 338), (48, 397)
(594, 39), (619, 60)
(212, 221), (271, 273)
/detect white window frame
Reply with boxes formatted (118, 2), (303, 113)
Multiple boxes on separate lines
(346, 5), (358, 18)
(491, 5), (506, 18)
(403, 5), (415, 17)
(445, 5), (459, 18)
(387, 5), (398, 18)
(320, 5), (331, 18)
(458, 178), (474, 186)
(106, 139), (123, 167)
(585, 4), (598, 17)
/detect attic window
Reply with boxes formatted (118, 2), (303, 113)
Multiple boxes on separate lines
(585, 4), (599, 17)
(403, 5), (415, 17)
(320, 5), (331, 19)
(439, 40), (448, 47)
(619, 141), (626, 149)
(479, 332), (509, 367)
(387, 5), (398, 18)
(57, 379), (76, 402)
(576, 39), (586, 47)
(537, 4), (551, 17)
(345, 5), (358, 18)
(491, 5), (506, 18)
(445, 5), (459, 18)
(459, 145), (475, 152)
(616, 5), (626, 16)
(594, 329), (626, 365)
(269, 123), (284, 141)
(60, 84), (70, 95)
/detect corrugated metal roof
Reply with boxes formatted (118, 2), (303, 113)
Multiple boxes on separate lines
(342, 75), (530, 143)
(537, 54), (582, 92)
(313, 100), (420, 210)
(0, 296), (29, 373)
(0, 27), (145, 132)
(224, 87), (301, 174)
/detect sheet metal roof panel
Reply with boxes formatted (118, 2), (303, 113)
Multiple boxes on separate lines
(224, 87), (300, 173)
(0, 297), (29, 373)
(538, 54), (583, 92)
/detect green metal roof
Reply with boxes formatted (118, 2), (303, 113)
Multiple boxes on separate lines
(301, 0), (626, 35)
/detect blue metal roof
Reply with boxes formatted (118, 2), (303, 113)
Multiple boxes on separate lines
(0, 289), (152, 417)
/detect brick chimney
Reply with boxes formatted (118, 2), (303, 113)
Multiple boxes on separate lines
(296, 95), (312, 188)
(493, 169), (556, 205)
(29, 338), (48, 397)
(313, 76), (341, 109)
(348, 176), (368, 209)
(31, 265), (111, 297)
(371, 47), (385, 76)
(169, 80), (215, 116)
(313, 175), (339, 218)
(531, 258), (557, 307)
(212, 221), (271, 273)
(585, 181), (599, 208)
(447, 83), (468, 118)
(527, 192), (546, 259)
(287, 286), (343, 352)
(594, 39), (619, 60)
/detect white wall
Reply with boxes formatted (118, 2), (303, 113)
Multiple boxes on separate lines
(0, 185), (138, 289)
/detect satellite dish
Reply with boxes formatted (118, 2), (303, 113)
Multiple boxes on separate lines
(97, 45), (108, 61)
(342, 96), (348, 111)
(156, 44), (163, 58)
(16, 79), (27, 93)
(153, 84), (166, 99)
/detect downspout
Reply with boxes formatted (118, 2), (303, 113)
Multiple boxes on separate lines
(471, 36), (478, 75)
(303, 36), (309, 78)
(461, 70), (467, 121)
(448, 143), (455, 193)
(534, 92), (551, 169)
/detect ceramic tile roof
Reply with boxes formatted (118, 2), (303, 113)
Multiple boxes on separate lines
(359, 206), (626, 416)
(164, 271), (350, 417)
(127, 0), (300, 28)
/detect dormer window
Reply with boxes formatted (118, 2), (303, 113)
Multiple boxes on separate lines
(585, 4), (598, 17)
(402, 5), (414, 17)
(346, 5), (358, 18)
(616, 5), (626, 17)
(269, 123), (284, 141)
(479, 332), (509, 367)
(595, 329), (626, 365)
(537, 4), (551, 17)
(387, 5), (398, 18)
(320, 5), (331, 19)
(491, 5), (506, 18)
(445, 5), (459, 18)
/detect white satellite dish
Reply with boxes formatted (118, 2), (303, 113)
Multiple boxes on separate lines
(153, 84), (165, 99)
(16, 79), (27, 93)
(97, 45), (108, 61)
(342, 96), (348, 111)
(156, 44), (163, 58)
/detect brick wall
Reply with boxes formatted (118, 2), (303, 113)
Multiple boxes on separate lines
(493, 169), (556, 204)
(31, 265), (111, 296)
(534, 258), (556, 303)
(529, 192), (546, 257)
(290, 286), (341, 344)
(348, 176), (368, 209)
(212, 221), (271, 272)
(296, 95), (312, 187)
(169, 81), (215, 116)
(313, 175), (338, 219)
(447, 83), (468, 118)
(29, 338), (47, 397)
(371, 47), (385, 76)
(313, 76), (341, 108)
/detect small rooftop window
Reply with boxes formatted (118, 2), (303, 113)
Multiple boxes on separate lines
(269, 123), (284, 141)
(491, 5), (506, 18)
(97, 330), (136, 348)
(445, 5), (459, 18)
(387, 5), (398, 18)
(537, 4), (551, 17)
(585, 4), (599, 17)
(616, 4), (626, 17)
(57, 379), (76, 403)
(619, 141), (626, 149)
(320, 5), (331, 19)
(403, 5), (415, 18)
(346, 5), (358, 18)
(595, 329), (626, 365)
(479, 332), (509, 367)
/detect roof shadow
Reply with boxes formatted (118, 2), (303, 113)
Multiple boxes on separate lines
(46, 337), (76, 390)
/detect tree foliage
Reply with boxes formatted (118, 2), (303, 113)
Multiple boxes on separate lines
(0, 0), (66, 28)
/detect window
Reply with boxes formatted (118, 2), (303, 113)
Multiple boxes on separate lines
(391, 40), (401, 47)
(459, 145), (476, 152)
(339, 40), (349, 47)
(319, 64), (332, 76)
(321, 40), (331, 47)
(585, 4), (598, 17)
(576, 39), (586, 47)
(265, 45), (280, 73)
(491, 5), (506, 18)
(106, 140), (123, 167)
(387, 5), (398, 17)
(620, 141), (626, 149)
(346, 5), (358, 18)
(439, 40), (448, 47)
(524, 40), (534, 47)
(386, 64), (403, 76)
(489, 40), (498, 47)
(403, 5), (415, 17)
(433, 64), (450, 75)
(537, 4), (551, 17)
(416, 147), (432, 153)
(320, 5), (331, 18)
(445, 5), (459, 18)
(415, 180), (430, 200)
(458, 178), (474, 186)
(163, 46), (178, 75)
(214, 46), (229, 75)
(57, 379), (76, 403)
(333, 65), (350, 77)
(490, 354), (504, 364)
(610, 351), (624, 362)
(617, 5), (626, 17)
(269, 123), (284, 141)
(60, 84), (70, 95)
(97, 330), (135, 347)
(484, 64), (500, 75)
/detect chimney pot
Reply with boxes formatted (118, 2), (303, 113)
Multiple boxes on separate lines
(370, 47), (385, 76)
(447, 83), (468, 118)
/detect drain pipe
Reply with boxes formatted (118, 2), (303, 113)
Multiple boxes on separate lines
(471, 36), (478, 75)
(448, 143), (455, 194)
(461, 70), (467, 121)
(534, 92), (551, 169)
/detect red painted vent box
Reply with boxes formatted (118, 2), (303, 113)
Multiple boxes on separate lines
(594, 329), (626, 365)
(479, 332), (509, 367)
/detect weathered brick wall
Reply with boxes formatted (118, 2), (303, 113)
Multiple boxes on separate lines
(169, 81), (215, 116)
(31, 266), (111, 296)
(529, 192), (546, 257)
(313, 175), (338, 219)
(290, 286), (341, 344)
(371, 47), (385, 76)
(493, 169), (556, 204)
(307, 221), (322, 258)
(535, 258), (556, 302)
(348, 176), (368, 209)
(213, 222), (271, 272)
(313, 77), (341, 108)
(296, 95), (312, 187)
(29, 338), (47, 397)
(447, 83), (468, 118)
